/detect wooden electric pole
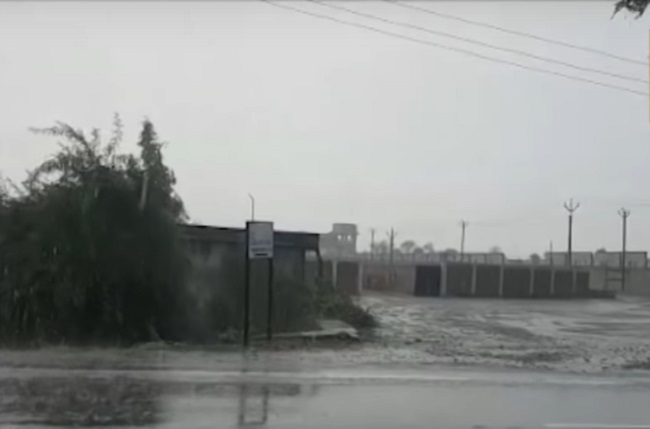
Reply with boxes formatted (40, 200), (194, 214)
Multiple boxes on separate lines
(387, 228), (397, 284)
(618, 208), (630, 292)
(459, 220), (468, 262)
(563, 199), (580, 266)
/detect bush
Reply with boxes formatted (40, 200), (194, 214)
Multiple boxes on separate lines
(315, 281), (377, 330)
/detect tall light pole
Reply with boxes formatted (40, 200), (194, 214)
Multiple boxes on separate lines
(618, 207), (630, 292)
(459, 220), (468, 262)
(387, 228), (397, 285)
(247, 193), (255, 221)
(563, 198), (580, 266)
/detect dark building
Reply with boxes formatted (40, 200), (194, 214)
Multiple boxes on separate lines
(178, 223), (321, 334)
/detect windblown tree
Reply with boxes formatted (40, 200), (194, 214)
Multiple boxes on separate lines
(489, 246), (503, 254)
(613, 0), (649, 17)
(529, 253), (541, 265)
(399, 240), (417, 254)
(0, 116), (190, 344)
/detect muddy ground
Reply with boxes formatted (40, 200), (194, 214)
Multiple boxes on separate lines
(361, 293), (650, 372)
(1, 294), (649, 374)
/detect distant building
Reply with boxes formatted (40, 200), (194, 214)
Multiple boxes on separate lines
(594, 251), (647, 268)
(442, 252), (506, 264)
(544, 252), (593, 266)
(320, 223), (358, 258)
(544, 251), (648, 268)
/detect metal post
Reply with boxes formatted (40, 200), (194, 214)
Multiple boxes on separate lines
(388, 228), (396, 286)
(243, 222), (251, 348)
(498, 262), (504, 297)
(267, 258), (274, 341)
(440, 263), (448, 297)
(564, 198), (580, 266)
(567, 214), (573, 266)
(460, 220), (467, 262)
(470, 263), (477, 296)
(619, 207), (630, 292)
(248, 193), (255, 221)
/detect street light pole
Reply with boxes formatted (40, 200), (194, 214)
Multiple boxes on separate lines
(248, 193), (255, 221)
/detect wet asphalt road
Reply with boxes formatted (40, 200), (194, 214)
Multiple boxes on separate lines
(1, 366), (649, 429)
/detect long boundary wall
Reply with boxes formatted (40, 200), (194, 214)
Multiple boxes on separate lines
(319, 258), (650, 298)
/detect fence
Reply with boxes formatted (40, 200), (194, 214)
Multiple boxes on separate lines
(318, 258), (640, 298)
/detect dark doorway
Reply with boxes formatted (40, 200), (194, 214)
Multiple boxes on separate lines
(414, 265), (441, 297)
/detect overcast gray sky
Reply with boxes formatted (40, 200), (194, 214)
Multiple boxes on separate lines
(1, 1), (649, 257)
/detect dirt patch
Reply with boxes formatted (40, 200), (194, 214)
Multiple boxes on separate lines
(360, 294), (650, 373)
(622, 359), (650, 370)
(483, 351), (567, 364)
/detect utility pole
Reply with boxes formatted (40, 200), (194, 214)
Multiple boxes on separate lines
(247, 193), (255, 221)
(618, 207), (630, 292)
(563, 198), (580, 266)
(370, 228), (376, 261)
(459, 220), (468, 262)
(549, 240), (554, 268)
(387, 228), (396, 285)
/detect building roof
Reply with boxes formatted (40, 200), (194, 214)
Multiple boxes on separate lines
(178, 223), (320, 250)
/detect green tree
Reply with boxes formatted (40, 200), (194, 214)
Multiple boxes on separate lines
(399, 240), (417, 254)
(374, 240), (389, 254)
(0, 116), (190, 344)
(613, 0), (648, 17)
(529, 253), (541, 265)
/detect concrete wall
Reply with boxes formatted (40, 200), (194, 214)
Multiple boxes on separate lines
(576, 271), (589, 296)
(336, 261), (360, 295)
(553, 269), (573, 297)
(625, 269), (650, 296)
(414, 265), (442, 296)
(362, 262), (415, 295)
(503, 267), (531, 298)
(588, 268), (610, 291)
(532, 268), (551, 298)
(475, 265), (500, 297)
(589, 266), (650, 297)
(325, 256), (608, 300)
(446, 264), (473, 297)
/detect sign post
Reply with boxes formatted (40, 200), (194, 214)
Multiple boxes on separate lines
(243, 221), (274, 347)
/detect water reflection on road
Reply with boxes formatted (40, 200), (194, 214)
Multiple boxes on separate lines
(0, 373), (316, 428)
(1, 368), (650, 428)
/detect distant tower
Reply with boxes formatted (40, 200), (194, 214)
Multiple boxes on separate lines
(320, 223), (358, 257)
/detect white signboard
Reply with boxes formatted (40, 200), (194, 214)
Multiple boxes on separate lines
(248, 221), (274, 259)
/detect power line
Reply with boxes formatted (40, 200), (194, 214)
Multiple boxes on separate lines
(311, 0), (646, 84)
(383, 0), (648, 67)
(262, 0), (649, 97)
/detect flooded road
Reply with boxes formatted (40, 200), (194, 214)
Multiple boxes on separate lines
(1, 367), (649, 428)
